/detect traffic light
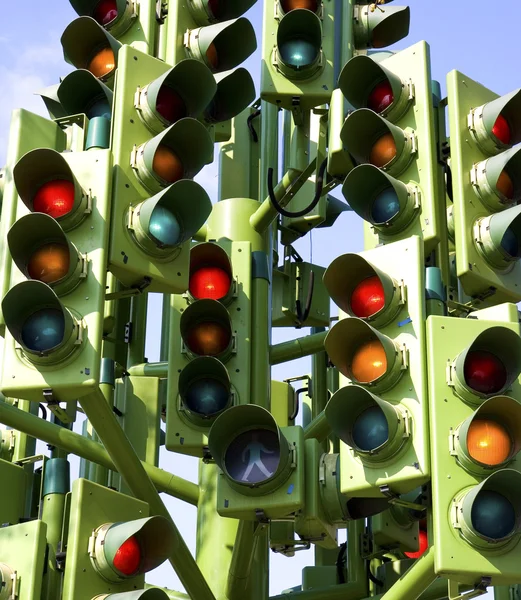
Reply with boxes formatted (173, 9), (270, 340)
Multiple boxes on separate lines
(260, 0), (335, 110)
(0, 146), (111, 403)
(208, 404), (304, 520)
(339, 41), (440, 254)
(0, 520), (47, 599)
(447, 71), (521, 304)
(323, 235), (429, 497)
(108, 46), (215, 294)
(61, 16), (122, 89)
(428, 305), (521, 585)
(67, 0), (157, 51)
(166, 241), (252, 456)
(352, 1), (410, 50)
(62, 478), (175, 599)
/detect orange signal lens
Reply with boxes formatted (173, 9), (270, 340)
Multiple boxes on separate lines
(206, 43), (219, 70)
(351, 340), (387, 383)
(152, 145), (184, 183)
(27, 243), (70, 284)
(88, 47), (116, 79)
(467, 419), (512, 466)
(497, 169), (514, 200)
(280, 0), (319, 11)
(369, 133), (396, 168)
(185, 322), (230, 356)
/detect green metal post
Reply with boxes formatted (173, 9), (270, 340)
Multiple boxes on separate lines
(270, 331), (328, 364)
(128, 293), (148, 367)
(303, 410), (330, 443)
(494, 587), (511, 600)
(226, 521), (262, 600)
(127, 361), (169, 377)
(378, 549), (436, 600)
(251, 254), (271, 410)
(80, 387), (216, 600)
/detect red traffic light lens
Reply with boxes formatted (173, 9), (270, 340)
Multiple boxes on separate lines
(27, 243), (70, 284)
(190, 267), (231, 300)
(492, 114), (511, 145)
(351, 340), (387, 383)
(369, 133), (397, 168)
(185, 322), (231, 356)
(156, 86), (187, 124)
(464, 350), (507, 395)
(367, 81), (393, 114)
(404, 528), (428, 559)
(153, 145), (184, 183)
(280, 0), (319, 12)
(33, 180), (75, 219)
(88, 47), (116, 79)
(93, 0), (118, 26)
(113, 535), (142, 576)
(467, 419), (512, 466)
(350, 276), (385, 318)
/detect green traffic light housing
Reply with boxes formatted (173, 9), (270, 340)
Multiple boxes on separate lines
(454, 469), (521, 549)
(185, 17), (257, 73)
(13, 148), (89, 231)
(324, 317), (404, 393)
(135, 59), (217, 135)
(178, 356), (232, 425)
(36, 83), (68, 119)
(326, 385), (409, 462)
(68, 0), (136, 38)
(90, 516), (175, 582)
(188, 0), (259, 25)
(7, 213), (85, 296)
(471, 145), (521, 211)
(338, 54), (412, 123)
(275, 9), (323, 80)
(132, 118), (213, 193)
(341, 109), (414, 176)
(204, 68), (256, 123)
(57, 69), (113, 120)
(453, 396), (521, 477)
(0, 563), (15, 600)
(450, 326), (521, 404)
(469, 88), (521, 155)
(2, 280), (82, 365)
(128, 180), (212, 257)
(342, 164), (419, 238)
(352, 4), (410, 49)
(92, 591), (172, 600)
(323, 252), (403, 328)
(475, 203), (521, 270)
(208, 404), (294, 494)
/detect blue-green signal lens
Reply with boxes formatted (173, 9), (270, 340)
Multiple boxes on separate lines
(184, 378), (229, 417)
(279, 38), (318, 68)
(352, 406), (388, 451)
(471, 490), (516, 539)
(149, 205), (181, 247)
(21, 308), (65, 352)
(500, 227), (521, 258)
(371, 187), (400, 224)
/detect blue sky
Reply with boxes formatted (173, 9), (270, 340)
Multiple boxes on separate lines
(1, 0), (521, 596)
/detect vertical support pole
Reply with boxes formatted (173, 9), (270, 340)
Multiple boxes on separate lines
(128, 293), (148, 368)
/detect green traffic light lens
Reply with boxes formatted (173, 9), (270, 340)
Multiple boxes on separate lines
(21, 308), (65, 352)
(371, 187), (400, 223)
(471, 490), (516, 540)
(149, 205), (181, 247)
(184, 378), (229, 417)
(224, 429), (280, 484)
(501, 226), (521, 258)
(352, 405), (388, 451)
(279, 37), (318, 68)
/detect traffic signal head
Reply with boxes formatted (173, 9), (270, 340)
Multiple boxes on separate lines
(352, 4), (410, 49)
(57, 69), (113, 120)
(61, 16), (122, 86)
(448, 71), (521, 303)
(208, 405), (304, 519)
(204, 68), (256, 124)
(338, 44), (440, 253)
(68, 0), (135, 37)
(13, 148), (88, 230)
(185, 18), (257, 73)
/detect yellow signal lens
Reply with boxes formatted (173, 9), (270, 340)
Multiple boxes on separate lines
(152, 145), (184, 183)
(351, 340), (387, 383)
(88, 47), (116, 79)
(497, 169), (514, 200)
(27, 243), (70, 284)
(467, 419), (512, 466)
(369, 133), (397, 168)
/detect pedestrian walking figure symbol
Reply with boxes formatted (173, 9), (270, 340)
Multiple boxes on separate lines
(241, 431), (276, 482)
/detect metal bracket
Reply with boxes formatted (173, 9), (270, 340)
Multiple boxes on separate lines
(448, 578), (490, 600)
(379, 485), (425, 512)
(105, 277), (152, 300)
(156, 0), (168, 23)
(42, 390), (74, 424)
(271, 540), (311, 555)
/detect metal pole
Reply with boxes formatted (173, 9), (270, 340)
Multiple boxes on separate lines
(270, 331), (328, 365)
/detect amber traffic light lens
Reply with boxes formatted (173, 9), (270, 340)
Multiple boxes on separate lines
(88, 47), (116, 79)
(351, 340), (387, 383)
(280, 0), (319, 12)
(206, 43), (219, 70)
(467, 419), (512, 466)
(185, 322), (231, 356)
(369, 133), (397, 168)
(496, 169), (514, 200)
(152, 145), (184, 183)
(350, 276), (385, 318)
(27, 243), (70, 284)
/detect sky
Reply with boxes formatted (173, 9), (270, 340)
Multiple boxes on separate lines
(1, 0), (521, 597)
